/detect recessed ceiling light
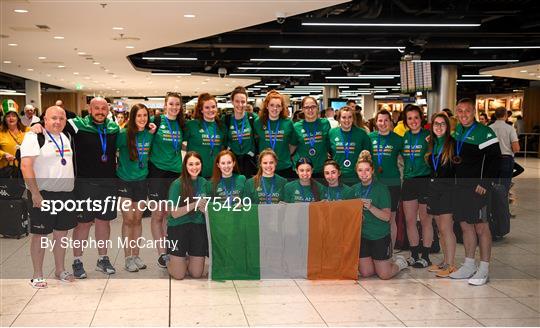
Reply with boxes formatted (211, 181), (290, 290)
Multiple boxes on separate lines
(184, 14), (196, 18)
(27, 68), (34, 71)
(84, 76), (90, 80)
(93, 62), (100, 65)
(8, 43), (18, 47)
(112, 27), (124, 30)
(53, 36), (64, 40)
(14, 9), (29, 13)
(125, 45), (135, 49)
(57, 65), (65, 68)
(77, 52), (86, 55)
(38, 56), (47, 60)
(73, 72), (79, 75)
(529, 73), (535, 76)
(3, 60), (12, 64)
(46, 74), (51, 77)
(520, 70), (528, 73)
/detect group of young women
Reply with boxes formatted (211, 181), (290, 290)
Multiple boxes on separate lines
(115, 86), (458, 281)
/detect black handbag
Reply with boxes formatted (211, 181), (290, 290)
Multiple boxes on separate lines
(0, 151), (25, 199)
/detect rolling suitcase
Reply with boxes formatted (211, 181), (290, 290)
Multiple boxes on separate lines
(0, 199), (29, 238)
(489, 183), (511, 240)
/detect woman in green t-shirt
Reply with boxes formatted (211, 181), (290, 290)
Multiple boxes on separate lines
(243, 149), (287, 204)
(185, 93), (226, 178)
(225, 86), (258, 177)
(329, 106), (371, 185)
(321, 159), (352, 201)
(253, 91), (298, 178)
(293, 96), (331, 178)
(147, 92), (185, 268)
(283, 158), (324, 203)
(400, 105), (433, 268)
(167, 151), (209, 280)
(117, 103), (154, 273)
(351, 151), (408, 280)
(368, 109), (403, 250)
(208, 150), (246, 204)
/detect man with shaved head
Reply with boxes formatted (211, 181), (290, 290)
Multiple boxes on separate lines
(32, 97), (120, 278)
(21, 106), (76, 288)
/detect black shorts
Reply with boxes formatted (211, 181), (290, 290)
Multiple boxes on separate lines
(453, 186), (489, 224)
(28, 191), (77, 235)
(75, 179), (118, 222)
(147, 161), (178, 201)
(388, 185), (401, 212)
(167, 223), (208, 257)
(426, 181), (454, 216)
(360, 234), (392, 261)
(401, 176), (429, 204)
(118, 179), (148, 202)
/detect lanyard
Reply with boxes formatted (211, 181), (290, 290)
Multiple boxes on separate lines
(359, 182), (373, 199)
(303, 120), (318, 149)
(220, 176), (235, 200)
(340, 129), (351, 160)
(377, 132), (388, 167)
(164, 116), (180, 153)
(97, 125), (107, 161)
(431, 139), (444, 172)
(233, 114), (246, 145)
(136, 131), (147, 169)
(203, 121), (217, 153)
(456, 123), (478, 157)
(261, 176), (275, 204)
(408, 130), (421, 165)
(267, 119), (280, 150)
(326, 186), (341, 201)
(45, 130), (66, 165)
(8, 130), (22, 145)
(299, 182), (310, 202)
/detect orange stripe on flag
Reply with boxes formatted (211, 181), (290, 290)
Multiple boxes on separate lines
(307, 199), (363, 280)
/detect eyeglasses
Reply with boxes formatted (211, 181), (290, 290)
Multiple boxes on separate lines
(433, 122), (447, 127)
(302, 105), (318, 110)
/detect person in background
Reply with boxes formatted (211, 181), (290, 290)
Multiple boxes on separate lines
(21, 104), (40, 127)
(478, 113), (489, 126)
(115, 111), (127, 128)
(346, 100), (356, 110)
(489, 107), (520, 200)
(442, 108), (457, 132)
(355, 111), (370, 133)
(55, 99), (77, 119)
(325, 107), (339, 129)
(0, 100), (27, 169)
(393, 109), (408, 137)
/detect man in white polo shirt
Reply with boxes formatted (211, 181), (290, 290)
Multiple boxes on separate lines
(21, 106), (76, 289)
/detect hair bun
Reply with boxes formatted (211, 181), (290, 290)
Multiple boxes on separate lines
(359, 150), (372, 162)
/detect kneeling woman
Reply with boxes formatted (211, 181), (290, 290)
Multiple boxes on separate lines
(351, 151), (408, 280)
(167, 151), (209, 280)
(283, 157), (325, 203)
(321, 159), (352, 201)
(243, 149), (287, 204)
(208, 150), (246, 202)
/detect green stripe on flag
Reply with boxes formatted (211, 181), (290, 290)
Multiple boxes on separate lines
(207, 205), (261, 280)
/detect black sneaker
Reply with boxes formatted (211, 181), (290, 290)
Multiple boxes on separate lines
(157, 253), (168, 268)
(72, 259), (87, 279)
(96, 256), (116, 274)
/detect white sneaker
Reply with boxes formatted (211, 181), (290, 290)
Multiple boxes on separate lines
(124, 256), (139, 272)
(395, 255), (408, 271)
(449, 264), (476, 279)
(468, 270), (489, 286)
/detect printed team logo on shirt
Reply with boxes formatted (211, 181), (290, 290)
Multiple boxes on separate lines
(256, 188), (280, 203)
(161, 130), (179, 143)
(402, 144), (424, 156)
(201, 134), (222, 146)
(300, 131), (324, 145)
(335, 143), (357, 154)
(138, 142), (151, 155)
(229, 126), (252, 141)
(371, 141), (394, 157)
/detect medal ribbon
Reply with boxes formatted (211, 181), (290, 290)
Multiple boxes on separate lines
(233, 115), (246, 145)
(45, 130), (65, 163)
(164, 117), (180, 153)
(340, 129), (351, 161)
(377, 132), (388, 168)
(97, 125), (107, 160)
(261, 176), (275, 204)
(203, 121), (217, 154)
(136, 131), (147, 167)
(267, 119), (280, 150)
(304, 120), (318, 150)
(456, 122), (478, 157)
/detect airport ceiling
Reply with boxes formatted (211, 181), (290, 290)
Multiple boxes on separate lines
(1, 0), (540, 98)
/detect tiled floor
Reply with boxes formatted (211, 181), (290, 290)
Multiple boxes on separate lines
(1, 158), (539, 327)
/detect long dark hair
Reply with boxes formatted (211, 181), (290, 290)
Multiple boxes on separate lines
(425, 113), (454, 166)
(180, 151), (203, 201)
(0, 112), (24, 132)
(210, 150), (240, 194)
(295, 157), (320, 201)
(127, 104), (150, 161)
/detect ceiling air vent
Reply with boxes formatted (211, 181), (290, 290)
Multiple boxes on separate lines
(36, 25), (50, 30)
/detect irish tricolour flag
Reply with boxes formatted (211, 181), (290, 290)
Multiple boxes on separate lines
(206, 200), (363, 280)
